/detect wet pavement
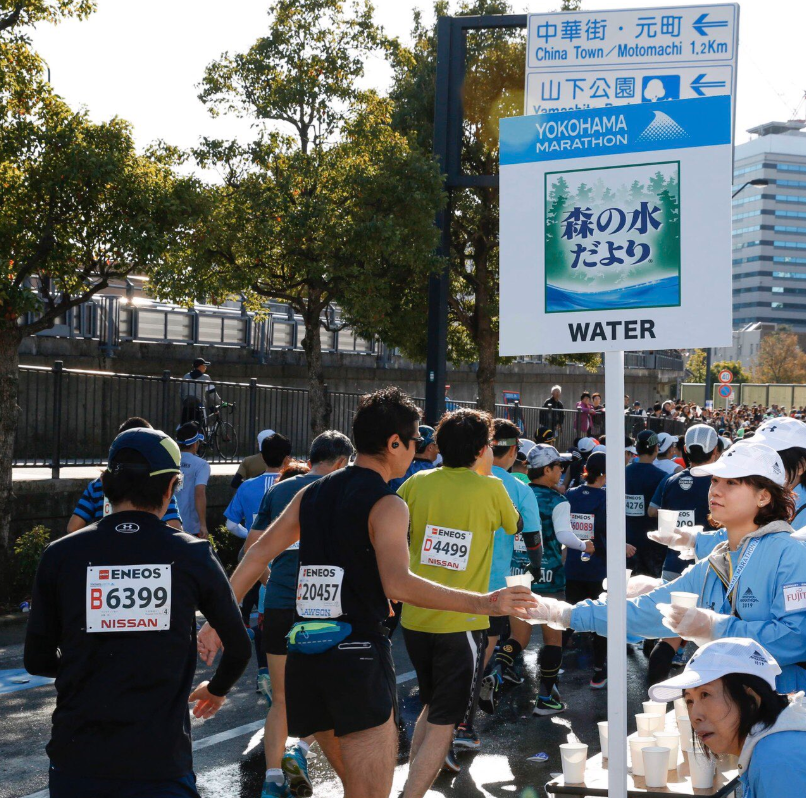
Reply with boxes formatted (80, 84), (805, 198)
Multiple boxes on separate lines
(1, 620), (655, 798)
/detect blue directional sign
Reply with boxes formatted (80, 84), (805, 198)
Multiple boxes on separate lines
(525, 4), (738, 131)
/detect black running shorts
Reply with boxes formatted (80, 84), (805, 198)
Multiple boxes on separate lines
(486, 615), (509, 639)
(285, 632), (397, 738)
(262, 608), (296, 656)
(402, 628), (485, 726)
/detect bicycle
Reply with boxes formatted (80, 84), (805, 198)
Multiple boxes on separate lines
(198, 401), (239, 460)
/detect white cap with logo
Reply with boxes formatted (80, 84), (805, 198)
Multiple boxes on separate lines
(690, 441), (787, 486)
(754, 417), (806, 452)
(684, 424), (718, 454)
(649, 638), (781, 702)
(577, 437), (597, 454)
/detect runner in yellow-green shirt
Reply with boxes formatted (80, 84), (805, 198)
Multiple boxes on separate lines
(398, 409), (521, 797)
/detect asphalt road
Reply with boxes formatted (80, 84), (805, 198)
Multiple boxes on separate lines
(1, 619), (656, 798)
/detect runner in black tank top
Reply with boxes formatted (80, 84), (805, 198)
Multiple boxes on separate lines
(198, 388), (537, 798)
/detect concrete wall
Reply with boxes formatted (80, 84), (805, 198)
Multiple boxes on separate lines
(20, 334), (682, 408)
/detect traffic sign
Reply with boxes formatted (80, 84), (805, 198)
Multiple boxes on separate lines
(718, 384), (733, 398)
(525, 5), (738, 126)
(718, 368), (733, 383)
(499, 94), (733, 355)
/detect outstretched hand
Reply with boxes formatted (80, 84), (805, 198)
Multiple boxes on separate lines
(197, 622), (223, 667)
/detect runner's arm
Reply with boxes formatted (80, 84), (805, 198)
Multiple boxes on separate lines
(370, 495), (536, 618)
(196, 545), (253, 696)
(66, 514), (88, 533)
(23, 547), (61, 677)
(228, 490), (303, 603)
(195, 485), (208, 536)
(552, 502), (587, 552)
(225, 519), (248, 539)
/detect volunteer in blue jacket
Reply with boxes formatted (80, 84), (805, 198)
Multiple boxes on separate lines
(527, 440), (806, 694)
(649, 638), (806, 798)
(670, 417), (806, 558)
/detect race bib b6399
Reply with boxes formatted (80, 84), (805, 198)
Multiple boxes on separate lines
(86, 565), (171, 632)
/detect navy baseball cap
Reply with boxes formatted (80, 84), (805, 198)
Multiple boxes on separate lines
(636, 429), (659, 452)
(534, 426), (556, 444)
(108, 428), (182, 477)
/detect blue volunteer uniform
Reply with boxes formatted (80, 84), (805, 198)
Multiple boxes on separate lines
(570, 522), (806, 693)
(565, 484), (607, 583)
(650, 468), (712, 577)
(73, 477), (181, 525)
(489, 466), (541, 590)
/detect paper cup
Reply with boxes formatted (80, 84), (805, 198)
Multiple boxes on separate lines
(688, 749), (716, 789)
(636, 712), (665, 737)
(559, 742), (588, 784)
(505, 574), (532, 588)
(642, 747), (671, 788)
(642, 700), (667, 717)
(597, 721), (608, 759)
(658, 509), (680, 535)
(653, 729), (680, 770)
(670, 591), (699, 608)
(629, 736), (656, 777)
(674, 697), (687, 717)
(676, 715), (694, 751)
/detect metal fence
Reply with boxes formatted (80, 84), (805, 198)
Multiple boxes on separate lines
(681, 382), (806, 409)
(15, 364), (689, 477)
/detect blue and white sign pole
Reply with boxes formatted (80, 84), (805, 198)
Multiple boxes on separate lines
(500, 94), (734, 797)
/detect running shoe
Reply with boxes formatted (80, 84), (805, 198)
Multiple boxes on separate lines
(282, 746), (312, 797)
(257, 670), (273, 709)
(590, 669), (607, 689)
(501, 662), (524, 685)
(261, 778), (291, 798)
(478, 670), (503, 714)
(453, 724), (481, 751)
(533, 695), (566, 716)
(442, 748), (461, 773)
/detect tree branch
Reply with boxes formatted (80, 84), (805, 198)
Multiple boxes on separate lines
(0, 3), (24, 33)
(21, 279), (110, 336)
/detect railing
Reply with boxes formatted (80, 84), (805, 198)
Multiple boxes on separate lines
(15, 364), (688, 477)
(681, 382), (806, 409)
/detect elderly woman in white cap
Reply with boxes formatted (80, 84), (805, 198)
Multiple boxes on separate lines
(649, 638), (806, 798)
(526, 440), (806, 693)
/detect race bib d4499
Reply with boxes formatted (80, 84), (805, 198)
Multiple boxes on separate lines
(296, 565), (344, 618)
(420, 525), (472, 571)
(86, 565), (171, 633)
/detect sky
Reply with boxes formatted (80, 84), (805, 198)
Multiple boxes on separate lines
(29, 0), (806, 158)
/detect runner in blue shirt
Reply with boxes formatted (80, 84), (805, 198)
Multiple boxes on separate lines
(476, 421), (542, 724)
(67, 417), (182, 532)
(388, 426), (438, 491)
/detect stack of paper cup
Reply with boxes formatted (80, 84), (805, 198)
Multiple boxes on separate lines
(688, 750), (716, 789)
(677, 715), (694, 751)
(653, 729), (680, 770)
(505, 573), (533, 588)
(670, 591), (699, 609)
(597, 721), (608, 759)
(642, 700), (668, 727)
(642, 747), (671, 788)
(559, 743), (588, 784)
(629, 737), (656, 777)
(674, 697), (687, 717)
(636, 713), (664, 737)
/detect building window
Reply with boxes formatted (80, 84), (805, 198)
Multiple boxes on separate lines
(772, 286), (784, 293)
(772, 302), (784, 308)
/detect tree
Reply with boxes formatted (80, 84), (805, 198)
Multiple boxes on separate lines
(753, 331), (806, 384)
(711, 360), (750, 385)
(386, 0), (599, 413)
(686, 349), (707, 383)
(0, 3), (201, 570)
(153, 0), (443, 435)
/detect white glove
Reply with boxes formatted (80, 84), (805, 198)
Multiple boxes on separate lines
(657, 603), (726, 646)
(792, 529), (806, 542)
(626, 574), (663, 598)
(526, 596), (574, 630)
(647, 526), (698, 551)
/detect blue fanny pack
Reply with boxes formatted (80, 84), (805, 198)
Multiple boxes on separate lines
(286, 620), (352, 655)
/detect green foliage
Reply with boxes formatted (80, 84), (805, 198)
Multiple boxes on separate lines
(12, 524), (50, 597)
(207, 524), (242, 574)
(687, 349), (707, 383)
(711, 360), (750, 385)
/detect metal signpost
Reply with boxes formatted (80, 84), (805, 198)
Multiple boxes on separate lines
(719, 368), (734, 408)
(500, 68), (734, 798)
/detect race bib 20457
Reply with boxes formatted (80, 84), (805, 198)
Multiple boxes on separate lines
(296, 565), (344, 618)
(420, 525), (473, 571)
(570, 513), (594, 541)
(86, 565), (171, 633)
(625, 494), (645, 517)
(783, 582), (806, 613)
